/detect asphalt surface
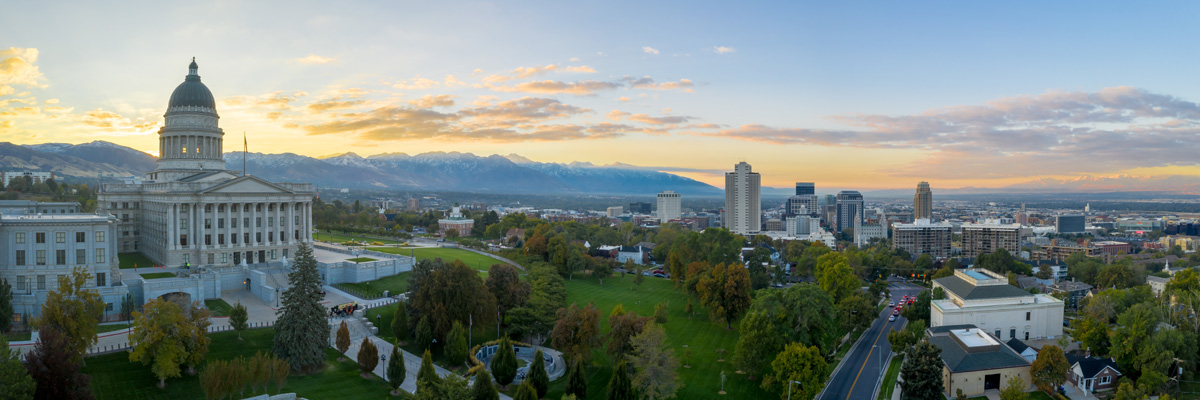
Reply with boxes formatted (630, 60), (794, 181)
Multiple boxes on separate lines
(818, 281), (925, 400)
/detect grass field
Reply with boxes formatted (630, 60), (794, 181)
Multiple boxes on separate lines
(140, 272), (175, 280)
(97, 323), (131, 334)
(3, 331), (31, 342)
(346, 257), (378, 263)
(878, 355), (904, 399)
(118, 252), (158, 269)
(83, 328), (406, 400)
(204, 299), (234, 317)
(313, 232), (401, 245)
(367, 247), (507, 271)
(335, 273), (411, 299)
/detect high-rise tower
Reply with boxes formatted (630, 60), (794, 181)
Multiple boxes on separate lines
(724, 162), (761, 235)
(914, 181), (932, 221)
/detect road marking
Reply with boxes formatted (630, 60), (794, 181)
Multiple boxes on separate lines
(847, 306), (892, 400)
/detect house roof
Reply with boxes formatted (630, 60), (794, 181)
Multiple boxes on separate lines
(1066, 354), (1121, 378)
(929, 334), (1031, 373)
(1005, 338), (1033, 354)
(1048, 280), (1093, 292)
(934, 275), (1032, 300)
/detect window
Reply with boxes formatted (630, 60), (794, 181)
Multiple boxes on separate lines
(205, 234), (211, 246)
(231, 218), (238, 228)
(218, 235), (225, 245)
(205, 219), (211, 229)
(279, 231), (285, 242)
(76, 232), (86, 243)
(243, 218), (249, 228)
(182, 146), (187, 154)
(122, 213), (129, 221)
(37, 275), (46, 291)
(134, 202), (139, 209)
(36, 233), (45, 243)
(16, 276), (26, 291)
(256, 232), (262, 243)
(55, 250), (66, 265)
(244, 233), (250, 244)
(279, 217), (285, 227)
(76, 249), (86, 264)
(1010, 329), (1016, 339)
(283, 249), (288, 258)
(231, 234), (237, 244)
(180, 218), (188, 230)
(995, 330), (1001, 338)
(182, 254), (190, 265)
(110, 202), (117, 209)
(218, 219), (225, 229)
(1025, 332), (1029, 340)
(105, 303), (113, 312)
(268, 232), (274, 242)
(122, 202), (128, 209)
(256, 217), (262, 228)
(1026, 312), (1031, 321)
(268, 217), (274, 227)
(295, 216), (300, 225)
(270, 249), (277, 260)
(95, 231), (105, 242)
(56, 232), (65, 243)
(36, 250), (46, 266)
(221, 253), (229, 263)
(15, 251), (25, 266)
(295, 230), (299, 240)
(96, 248), (106, 264)
(1100, 376), (1111, 385)
(15, 232), (24, 244)
(96, 273), (106, 287)
(180, 234), (188, 246)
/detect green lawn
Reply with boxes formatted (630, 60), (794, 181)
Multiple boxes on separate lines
(83, 328), (406, 400)
(118, 252), (158, 269)
(205, 299), (234, 317)
(347, 257), (378, 263)
(97, 323), (131, 334)
(140, 272), (176, 280)
(1027, 391), (1056, 400)
(335, 273), (411, 299)
(367, 247), (507, 271)
(314, 232), (401, 245)
(3, 331), (31, 342)
(878, 355), (904, 399)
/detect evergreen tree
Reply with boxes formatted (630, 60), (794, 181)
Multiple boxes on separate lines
(0, 278), (12, 333)
(605, 358), (635, 400)
(565, 358), (588, 399)
(528, 348), (550, 398)
(491, 337), (519, 388)
(416, 316), (434, 352)
(24, 327), (92, 400)
(356, 337), (379, 375)
(900, 339), (944, 400)
(392, 301), (409, 343)
(471, 367), (500, 400)
(417, 349), (440, 386)
(229, 302), (249, 340)
(335, 321), (352, 361)
(387, 346), (406, 395)
(272, 243), (330, 373)
(514, 380), (538, 400)
(0, 335), (35, 400)
(119, 293), (137, 322)
(447, 321), (468, 367)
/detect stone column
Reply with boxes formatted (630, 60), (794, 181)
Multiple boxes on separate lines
(238, 202), (245, 251)
(287, 202), (295, 243)
(167, 202), (176, 251)
(198, 202), (206, 260)
(305, 202), (312, 242)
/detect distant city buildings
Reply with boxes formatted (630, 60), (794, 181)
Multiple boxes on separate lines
(0, 170), (55, 185)
(406, 198), (420, 211)
(724, 162), (761, 235)
(437, 207), (474, 236)
(606, 206), (624, 218)
(892, 218), (954, 258)
(787, 182), (819, 219)
(1055, 215), (1085, 233)
(914, 181), (932, 220)
(656, 190), (682, 223)
(960, 222), (1022, 259)
(628, 202), (652, 215)
(835, 191), (864, 234)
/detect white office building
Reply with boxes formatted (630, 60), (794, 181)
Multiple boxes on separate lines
(724, 162), (761, 235)
(932, 269), (1064, 341)
(656, 190), (682, 223)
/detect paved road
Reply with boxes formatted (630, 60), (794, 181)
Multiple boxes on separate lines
(819, 281), (925, 400)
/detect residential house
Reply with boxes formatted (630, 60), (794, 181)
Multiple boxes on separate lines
(1046, 281), (1093, 309)
(617, 246), (650, 265)
(1005, 338), (1039, 363)
(1065, 354), (1121, 394)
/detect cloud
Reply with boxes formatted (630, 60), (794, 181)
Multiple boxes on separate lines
(482, 64), (598, 85)
(712, 46), (736, 54)
(408, 94), (455, 108)
(0, 47), (47, 96)
(625, 76), (695, 92)
(444, 75), (467, 87)
(307, 98), (367, 112)
(642, 47), (660, 55)
(290, 54), (336, 64)
(617, 96), (631, 102)
(488, 80), (621, 95)
(606, 110), (630, 121)
(627, 113), (695, 125)
(392, 77), (440, 90)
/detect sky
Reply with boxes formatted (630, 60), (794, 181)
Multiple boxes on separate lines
(4, 1), (1200, 190)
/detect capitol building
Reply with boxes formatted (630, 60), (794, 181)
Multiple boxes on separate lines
(99, 59), (316, 268)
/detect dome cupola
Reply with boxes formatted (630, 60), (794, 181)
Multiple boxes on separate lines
(168, 57), (216, 109)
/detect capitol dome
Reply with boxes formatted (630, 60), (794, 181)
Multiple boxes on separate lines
(167, 58), (216, 109)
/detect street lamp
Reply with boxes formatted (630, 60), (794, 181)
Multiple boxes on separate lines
(787, 380), (803, 400)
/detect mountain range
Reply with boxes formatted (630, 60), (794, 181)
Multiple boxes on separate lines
(5, 141), (1200, 197)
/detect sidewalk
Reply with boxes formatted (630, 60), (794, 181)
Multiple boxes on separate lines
(339, 331), (512, 400)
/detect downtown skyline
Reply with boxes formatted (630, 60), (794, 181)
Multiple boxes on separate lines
(4, 1), (1200, 190)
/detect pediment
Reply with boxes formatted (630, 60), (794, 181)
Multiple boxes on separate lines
(201, 175), (294, 194)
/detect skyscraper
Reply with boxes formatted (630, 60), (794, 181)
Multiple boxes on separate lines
(914, 181), (932, 221)
(724, 162), (761, 235)
(795, 182), (815, 195)
(835, 190), (864, 234)
(656, 190), (682, 223)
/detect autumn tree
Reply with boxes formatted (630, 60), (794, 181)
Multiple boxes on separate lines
(551, 303), (601, 363)
(37, 266), (104, 363)
(514, 380), (538, 400)
(654, 302), (669, 324)
(357, 337), (379, 376)
(417, 372), (471, 400)
(181, 301), (213, 374)
(762, 343), (827, 400)
(607, 310), (650, 359)
(629, 324), (681, 400)
(24, 327), (92, 400)
(336, 321), (352, 361)
(491, 338), (518, 389)
(0, 334), (35, 400)
(129, 298), (199, 388)
(696, 262), (753, 329)
(1030, 345), (1068, 392)
(487, 264), (530, 321)
(272, 243), (330, 373)
(229, 302), (249, 340)
(528, 348), (550, 398)
(900, 339), (944, 400)
(447, 321), (469, 367)
(387, 346), (406, 395)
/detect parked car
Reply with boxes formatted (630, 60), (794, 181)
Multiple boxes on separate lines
(653, 273), (666, 278)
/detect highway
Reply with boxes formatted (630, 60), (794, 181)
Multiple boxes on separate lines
(818, 281), (925, 400)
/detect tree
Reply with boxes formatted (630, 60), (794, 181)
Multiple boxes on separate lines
(0, 335), (35, 400)
(653, 302), (669, 324)
(387, 346), (406, 395)
(230, 302), (249, 340)
(696, 262), (753, 329)
(1037, 265), (1054, 280)
(491, 338), (518, 388)
(593, 260), (613, 285)
(999, 376), (1025, 400)
(336, 321), (352, 361)
(0, 279), (12, 333)
(633, 267), (645, 289)
(733, 310), (785, 380)
(417, 371), (472, 400)
(270, 357), (291, 394)
(528, 348), (550, 398)
(447, 321), (469, 367)
(1112, 303), (1158, 372)
(418, 348), (440, 386)
(487, 264), (531, 321)
(272, 243), (330, 373)
(247, 352), (271, 394)
(607, 311), (650, 359)
(181, 301), (213, 374)
(901, 289), (935, 326)
(900, 339), (944, 400)
(743, 283), (838, 356)
(762, 343), (827, 400)
(129, 298), (194, 388)
(393, 301), (410, 343)
(37, 266), (104, 363)
(416, 316), (434, 351)
(357, 337), (379, 376)
(120, 293), (137, 322)
(1030, 345), (1068, 392)
(837, 293), (875, 332)
(605, 358), (635, 400)
(887, 320), (926, 356)
(629, 324), (681, 400)
(514, 380), (539, 400)
(471, 367), (499, 400)
(551, 303), (601, 363)
(410, 260), (497, 342)
(565, 358), (587, 399)
(24, 327), (92, 400)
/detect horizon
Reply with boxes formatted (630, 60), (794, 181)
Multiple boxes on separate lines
(5, 2), (1200, 190)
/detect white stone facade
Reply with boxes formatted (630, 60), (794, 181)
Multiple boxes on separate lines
(656, 190), (682, 223)
(932, 269), (1064, 341)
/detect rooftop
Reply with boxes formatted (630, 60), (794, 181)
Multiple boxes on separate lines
(927, 324), (1031, 373)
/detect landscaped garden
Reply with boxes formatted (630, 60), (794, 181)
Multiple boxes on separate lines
(97, 323), (131, 334)
(83, 328), (405, 400)
(139, 272), (176, 280)
(204, 299), (234, 317)
(367, 246), (508, 271)
(313, 231), (402, 245)
(118, 252), (158, 269)
(334, 272), (411, 299)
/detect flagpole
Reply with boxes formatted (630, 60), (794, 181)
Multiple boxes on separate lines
(243, 132), (247, 176)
